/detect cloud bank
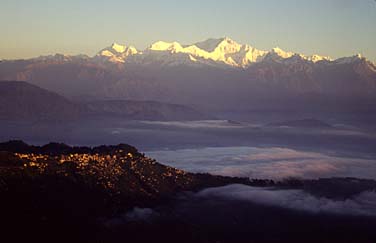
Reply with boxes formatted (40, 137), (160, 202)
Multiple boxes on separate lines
(140, 120), (248, 129)
(146, 146), (376, 179)
(197, 184), (376, 217)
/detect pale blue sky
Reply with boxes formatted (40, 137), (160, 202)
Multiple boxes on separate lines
(0, 0), (375, 61)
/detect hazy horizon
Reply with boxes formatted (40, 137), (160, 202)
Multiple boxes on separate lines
(1, 0), (376, 62)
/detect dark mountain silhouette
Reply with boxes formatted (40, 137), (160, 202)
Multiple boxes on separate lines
(0, 81), (208, 121)
(0, 81), (83, 121)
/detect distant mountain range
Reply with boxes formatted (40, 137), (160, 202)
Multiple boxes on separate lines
(1, 37), (375, 111)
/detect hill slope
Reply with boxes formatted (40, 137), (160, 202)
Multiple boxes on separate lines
(0, 81), (83, 121)
(0, 81), (209, 121)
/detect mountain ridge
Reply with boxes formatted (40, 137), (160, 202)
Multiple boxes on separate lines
(3, 37), (371, 68)
(94, 37), (364, 68)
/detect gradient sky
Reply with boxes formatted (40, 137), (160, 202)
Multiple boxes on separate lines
(1, 0), (375, 61)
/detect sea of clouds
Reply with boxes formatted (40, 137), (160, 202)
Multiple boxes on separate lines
(146, 146), (376, 180)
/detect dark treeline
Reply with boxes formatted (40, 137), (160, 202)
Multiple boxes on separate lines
(0, 140), (139, 156)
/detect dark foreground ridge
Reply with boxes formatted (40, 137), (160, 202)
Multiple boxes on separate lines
(0, 140), (253, 242)
(1, 140), (376, 243)
(0, 140), (252, 203)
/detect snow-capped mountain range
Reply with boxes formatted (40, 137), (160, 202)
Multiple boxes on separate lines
(0, 37), (375, 111)
(95, 37), (364, 68)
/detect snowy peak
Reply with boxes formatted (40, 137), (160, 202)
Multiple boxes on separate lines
(194, 37), (245, 56)
(97, 42), (138, 63)
(266, 47), (333, 64)
(308, 54), (332, 63)
(149, 41), (183, 52)
(186, 37), (267, 67)
(194, 38), (227, 52)
(335, 54), (364, 64)
(270, 47), (295, 59)
(212, 37), (242, 53)
(111, 43), (127, 53)
(145, 38), (246, 67)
